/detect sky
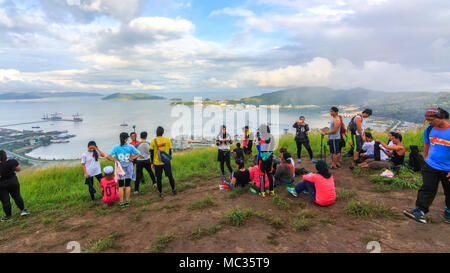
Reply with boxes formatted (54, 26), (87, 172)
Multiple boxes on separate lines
(1, 0), (450, 94)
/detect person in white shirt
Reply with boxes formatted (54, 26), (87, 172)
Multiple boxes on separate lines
(81, 141), (105, 201)
(216, 125), (233, 183)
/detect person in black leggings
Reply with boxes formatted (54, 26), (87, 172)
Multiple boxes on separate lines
(216, 125), (233, 183)
(0, 150), (29, 221)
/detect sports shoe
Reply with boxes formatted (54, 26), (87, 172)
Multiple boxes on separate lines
(1, 216), (11, 222)
(20, 210), (30, 217)
(443, 208), (450, 224)
(250, 188), (258, 194)
(403, 208), (427, 224)
(119, 202), (125, 208)
(172, 189), (178, 195)
(259, 192), (266, 198)
(124, 201), (130, 207)
(297, 159), (301, 163)
(311, 159), (317, 163)
(134, 191), (139, 194)
(159, 192), (164, 198)
(269, 190), (275, 197)
(287, 187), (298, 197)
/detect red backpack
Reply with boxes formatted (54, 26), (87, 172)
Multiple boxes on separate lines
(339, 115), (346, 136)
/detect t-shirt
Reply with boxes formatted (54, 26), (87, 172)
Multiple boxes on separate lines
(150, 137), (173, 165)
(217, 133), (232, 150)
(233, 147), (244, 160)
(0, 159), (19, 181)
(233, 169), (251, 187)
(99, 177), (119, 204)
(424, 125), (450, 171)
(302, 173), (336, 206)
(109, 144), (140, 163)
(243, 130), (254, 147)
(81, 151), (102, 177)
(136, 141), (151, 161)
(129, 140), (140, 147)
(363, 141), (388, 161)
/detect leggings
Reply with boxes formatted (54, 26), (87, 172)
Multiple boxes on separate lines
(296, 140), (313, 159)
(135, 159), (156, 191)
(259, 172), (274, 192)
(155, 164), (175, 194)
(220, 159), (233, 176)
(0, 176), (25, 217)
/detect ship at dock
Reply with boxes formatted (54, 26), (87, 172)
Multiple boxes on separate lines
(42, 113), (84, 122)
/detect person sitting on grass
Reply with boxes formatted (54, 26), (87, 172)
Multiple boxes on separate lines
(274, 152), (295, 187)
(287, 160), (336, 207)
(232, 143), (244, 163)
(249, 162), (270, 197)
(359, 132), (405, 170)
(99, 166), (119, 206)
(229, 159), (251, 188)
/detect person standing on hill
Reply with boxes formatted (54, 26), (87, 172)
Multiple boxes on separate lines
(243, 126), (254, 159)
(129, 132), (140, 147)
(0, 150), (29, 222)
(216, 125), (233, 184)
(293, 116), (316, 164)
(134, 131), (156, 193)
(256, 124), (276, 197)
(81, 141), (105, 201)
(150, 126), (177, 198)
(349, 109), (372, 165)
(404, 107), (450, 224)
(321, 107), (342, 169)
(107, 132), (141, 207)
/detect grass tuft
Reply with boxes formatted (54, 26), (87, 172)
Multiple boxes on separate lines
(84, 232), (124, 253)
(150, 233), (176, 253)
(188, 196), (217, 211)
(191, 225), (223, 239)
(272, 195), (293, 210)
(220, 208), (254, 226)
(345, 201), (396, 219)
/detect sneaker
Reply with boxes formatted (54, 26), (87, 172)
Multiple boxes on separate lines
(124, 201), (130, 207)
(403, 208), (427, 224)
(119, 202), (125, 208)
(259, 192), (266, 198)
(20, 210), (30, 217)
(287, 187), (298, 197)
(269, 190), (275, 197)
(311, 159), (317, 163)
(1, 216), (11, 222)
(172, 189), (178, 195)
(250, 188), (258, 194)
(134, 191), (139, 194)
(159, 192), (164, 198)
(443, 208), (450, 224)
(303, 189), (309, 195)
(297, 159), (302, 163)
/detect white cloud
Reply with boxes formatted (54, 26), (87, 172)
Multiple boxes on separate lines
(210, 7), (254, 17)
(129, 79), (165, 90)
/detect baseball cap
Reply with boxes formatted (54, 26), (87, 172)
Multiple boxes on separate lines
(103, 166), (114, 174)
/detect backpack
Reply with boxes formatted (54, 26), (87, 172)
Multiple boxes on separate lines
(408, 145), (425, 172)
(338, 115), (346, 136)
(154, 138), (172, 164)
(348, 114), (362, 135)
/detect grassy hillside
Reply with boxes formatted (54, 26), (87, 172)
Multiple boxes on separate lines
(9, 128), (425, 219)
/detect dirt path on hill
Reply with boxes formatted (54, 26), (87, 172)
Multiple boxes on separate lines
(0, 157), (449, 253)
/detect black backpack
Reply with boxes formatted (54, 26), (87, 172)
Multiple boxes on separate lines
(348, 114), (362, 134)
(408, 145), (425, 172)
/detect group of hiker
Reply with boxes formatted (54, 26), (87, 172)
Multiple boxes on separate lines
(0, 106), (448, 225)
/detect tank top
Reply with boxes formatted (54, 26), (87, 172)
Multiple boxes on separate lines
(329, 117), (341, 140)
(391, 151), (405, 166)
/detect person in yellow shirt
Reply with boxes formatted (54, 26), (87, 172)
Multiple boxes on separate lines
(150, 126), (176, 198)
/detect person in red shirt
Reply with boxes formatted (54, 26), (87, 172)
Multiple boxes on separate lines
(99, 166), (119, 205)
(129, 132), (140, 147)
(287, 160), (336, 206)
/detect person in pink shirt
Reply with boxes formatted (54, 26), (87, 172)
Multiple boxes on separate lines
(249, 164), (270, 197)
(99, 166), (119, 205)
(287, 160), (336, 206)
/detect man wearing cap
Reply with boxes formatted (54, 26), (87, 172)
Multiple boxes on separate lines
(404, 107), (450, 224)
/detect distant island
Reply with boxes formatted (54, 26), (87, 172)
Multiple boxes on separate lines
(0, 92), (102, 100)
(102, 93), (165, 101)
(170, 87), (450, 123)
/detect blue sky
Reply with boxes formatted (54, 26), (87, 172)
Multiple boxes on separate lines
(1, 0), (450, 94)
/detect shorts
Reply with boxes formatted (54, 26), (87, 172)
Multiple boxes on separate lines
(352, 134), (363, 153)
(118, 179), (131, 187)
(328, 139), (342, 155)
(155, 163), (173, 178)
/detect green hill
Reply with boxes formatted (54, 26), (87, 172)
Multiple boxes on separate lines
(239, 87), (450, 123)
(102, 93), (165, 101)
